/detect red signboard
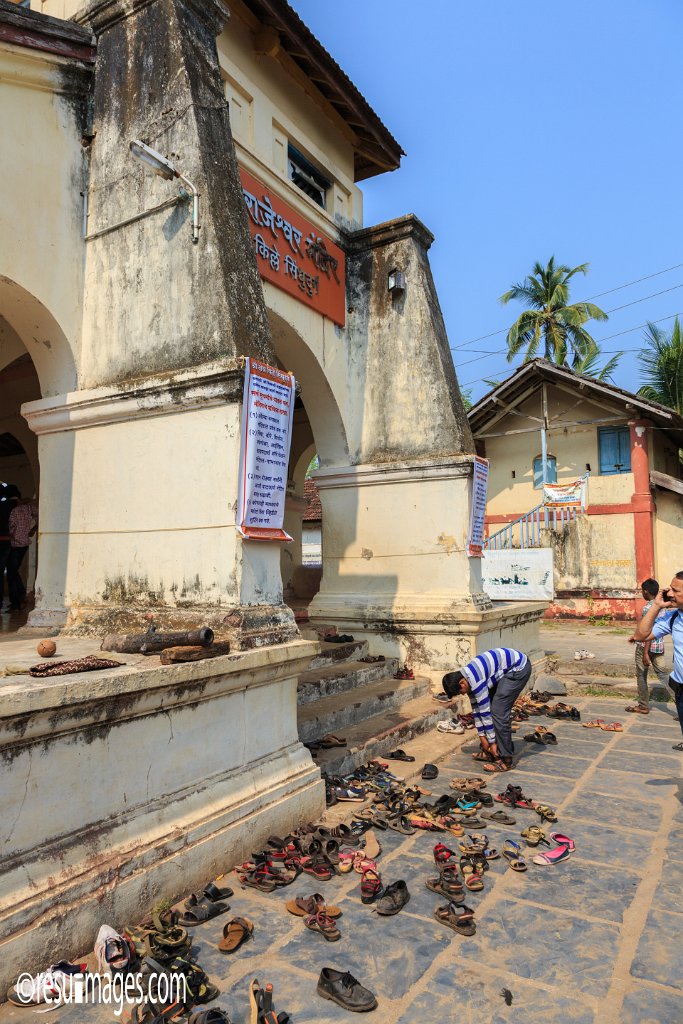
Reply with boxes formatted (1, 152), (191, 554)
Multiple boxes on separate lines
(239, 168), (346, 327)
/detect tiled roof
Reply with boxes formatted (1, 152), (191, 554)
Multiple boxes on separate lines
(303, 478), (322, 521)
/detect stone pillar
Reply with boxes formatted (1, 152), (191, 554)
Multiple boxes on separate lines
(25, 0), (294, 645)
(308, 216), (544, 672)
(630, 418), (656, 597)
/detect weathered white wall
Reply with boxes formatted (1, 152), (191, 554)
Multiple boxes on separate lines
(0, 43), (86, 393)
(0, 641), (322, 996)
(483, 387), (644, 515)
(654, 490), (683, 579)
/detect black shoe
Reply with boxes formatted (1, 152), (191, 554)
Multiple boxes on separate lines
(317, 969), (378, 1012)
(375, 879), (410, 916)
(422, 763), (438, 780)
(466, 788), (493, 806)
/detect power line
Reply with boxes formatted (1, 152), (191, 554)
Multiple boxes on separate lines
(458, 310), (683, 390)
(449, 260), (683, 353)
(452, 285), (683, 370)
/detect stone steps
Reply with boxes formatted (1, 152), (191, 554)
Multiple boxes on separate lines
(298, 673), (430, 743)
(297, 658), (399, 704)
(308, 640), (369, 669)
(309, 691), (444, 776)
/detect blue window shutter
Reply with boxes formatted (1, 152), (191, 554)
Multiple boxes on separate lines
(599, 427), (631, 474)
(547, 457), (557, 484)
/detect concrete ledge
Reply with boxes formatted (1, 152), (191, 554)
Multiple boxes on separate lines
(0, 640), (323, 994)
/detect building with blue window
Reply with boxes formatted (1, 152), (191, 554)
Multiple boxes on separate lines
(469, 359), (683, 619)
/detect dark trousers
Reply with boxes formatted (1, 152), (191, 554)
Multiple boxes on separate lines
(0, 541), (9, 607)
(6, 546), (27, 608)
(491, 661), (533, 759)
(669, 677), (683, 737)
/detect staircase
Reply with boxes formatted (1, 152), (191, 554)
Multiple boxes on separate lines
(298, 639), (442, 775)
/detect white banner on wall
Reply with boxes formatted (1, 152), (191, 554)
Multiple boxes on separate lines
(237, 357), (295, 542)
(482, 548), (554, 601)
(467, 455), (490, 557)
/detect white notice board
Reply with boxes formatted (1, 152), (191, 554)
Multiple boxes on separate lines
(482, 548), (554, 601)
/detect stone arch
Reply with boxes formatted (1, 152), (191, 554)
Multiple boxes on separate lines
(267, 309), (349, 467)
(0, 277), (77, 396)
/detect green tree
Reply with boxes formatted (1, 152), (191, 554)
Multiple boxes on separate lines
(500, 257), (608, 369)
(572, 348), (622, 382)
(637, 317), (683, 415)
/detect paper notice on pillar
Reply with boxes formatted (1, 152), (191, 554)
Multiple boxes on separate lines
(467, 455), (489, 558)
(237, 357), (295, 542)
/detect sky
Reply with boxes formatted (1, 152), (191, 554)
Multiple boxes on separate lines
(289, 0), (683, 403)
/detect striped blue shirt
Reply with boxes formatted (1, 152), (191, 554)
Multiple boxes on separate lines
(462, 648), (528, 742)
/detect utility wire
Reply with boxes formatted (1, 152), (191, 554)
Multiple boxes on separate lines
(449, 260), (683, 353)
(458, 310), (683, 390)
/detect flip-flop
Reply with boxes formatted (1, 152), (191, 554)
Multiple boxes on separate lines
(386, 814), (416, 835)
(582, 719), (605, 729)
(600, 722), (623, 732)
(218, 917), (253, 953)
(362, 830), (381, 858)
(481, 809), (516, 825)
(386, 749), (416, 762)
(434, 901), (476, 935)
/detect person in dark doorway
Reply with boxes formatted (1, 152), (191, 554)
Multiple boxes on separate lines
(0, 484), (20, 612)
(7, 489), (37, 611)
(634, 572), (683, 751)
(627, 577), (669, 714)
(442, 647), (532, 773)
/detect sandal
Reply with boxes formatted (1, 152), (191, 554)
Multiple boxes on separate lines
(582, 719), (605, 729)
(299, 857), (333, 881)
(286, 894), (341, 918)
(626, 703), (650, 714)
(502, 840), (527, 872)
(303, 911), (341, 942)
(521, 826), (550, 847)
(218, 917), (253, 953)
(458, 856), (484, 891)
(483, 758), (513, 773)
(434, 901), (476, 935)
(179, 900), (230, 926)
(600, 722), (623, 732)
(472, 750), (495, 762)
(386, 814), (416, 835)
(433, 842), (458, 867)
(360, 868), (383, 905)
(534, 804), (558, 823)
(439, 816), (465, 838)
(386, 749), (415, 762)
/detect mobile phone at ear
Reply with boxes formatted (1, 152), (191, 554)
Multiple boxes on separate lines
(662, 589), (671, 602)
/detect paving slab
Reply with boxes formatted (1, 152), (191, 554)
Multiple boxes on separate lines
(1, 697), (682, 1024)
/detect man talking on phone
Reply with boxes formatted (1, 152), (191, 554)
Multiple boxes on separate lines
(634, 572), (683, 751)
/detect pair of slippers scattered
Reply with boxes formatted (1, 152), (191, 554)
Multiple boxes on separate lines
(582, 720), (623, 731)
(180, 882), (233, 926)
(524, 726), (558, 745)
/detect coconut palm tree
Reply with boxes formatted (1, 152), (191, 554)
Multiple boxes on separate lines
(572, 348), (622, 383)
(638, 318), (683, 415)
(500, 257), (608, 368)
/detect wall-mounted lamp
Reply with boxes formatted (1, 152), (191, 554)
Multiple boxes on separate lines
(129, 140), (200, 244)
(388, 268), (406, 294)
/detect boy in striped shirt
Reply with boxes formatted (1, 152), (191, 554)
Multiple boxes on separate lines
(442, 648), (532, 773)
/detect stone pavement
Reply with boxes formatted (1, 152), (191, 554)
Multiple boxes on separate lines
(2, 697), (682, 1024)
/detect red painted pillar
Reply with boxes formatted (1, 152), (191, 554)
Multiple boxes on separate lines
(629, 419), (655, 602)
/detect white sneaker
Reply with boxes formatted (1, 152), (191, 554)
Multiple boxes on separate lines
(7, 962), (85, 1006)
(437, 719), (465, 734)
(95, 924), (132, 975)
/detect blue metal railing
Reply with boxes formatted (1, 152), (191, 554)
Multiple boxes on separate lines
(484, 474), (589, 551)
